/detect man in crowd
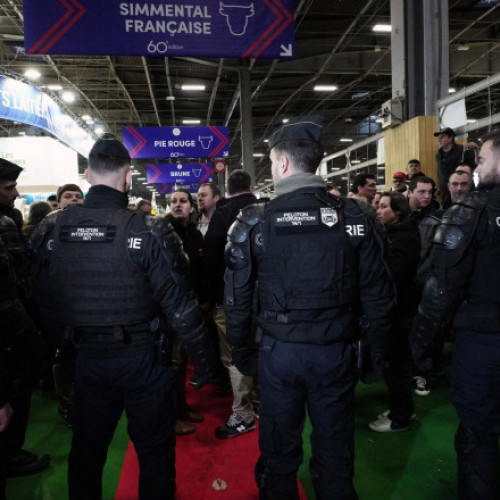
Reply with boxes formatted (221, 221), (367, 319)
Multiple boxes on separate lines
(46, 194), (59, 211)
(445, 168), (473, 209)
(0, 158), (49, 487)
(408, 176), (440, 224)
(135, 199), (152, 214)
(350, 172), (377, 203)
(391, 171), (408, 194)
(412, 130), (500, 500)
(199, 170), (258, 438)
(31, 134), (214, 500)
(57, 184), (84, 208)
(224, 116), (394, 499)
(406, 159), (425, 182)
(196, 182), (221, 237)
(434, 127), (477, 205)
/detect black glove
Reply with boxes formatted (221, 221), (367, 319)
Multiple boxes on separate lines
(232, 346), (258, 377)
(411, 313), (440, 372)
(182, 330), (215, 390)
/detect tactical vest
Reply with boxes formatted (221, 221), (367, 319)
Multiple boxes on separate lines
(454, 189), (500, 332)
(48, 206), (153, 327)
(256, 188), (364, 344)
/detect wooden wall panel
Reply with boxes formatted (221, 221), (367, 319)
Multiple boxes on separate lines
(384, 115), (439, 184)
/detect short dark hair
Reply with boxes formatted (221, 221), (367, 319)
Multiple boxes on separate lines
(57, 183), (83, 202)
(227, 170), (251, 195)
(47, 194), (57, 202)
(408, 175), (436, 192)
(481, 130), (500, 155)
(352, 173), (376, 193)
(272, 139), (324, 174)
(135, 199), (152, 210)
(380, 191), (410, 222)
(199, 182), (221, 198)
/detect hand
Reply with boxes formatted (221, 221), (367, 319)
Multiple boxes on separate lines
(0, 402), (13, 433)
(232, 346), (258, 377)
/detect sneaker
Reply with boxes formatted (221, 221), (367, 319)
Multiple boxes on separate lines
(215, 413), (256, 439)
(413, 376), (430, 396)
(369, 414), (409, 433)
(7, 450), (50, 477)
(378, 409), (417, 421)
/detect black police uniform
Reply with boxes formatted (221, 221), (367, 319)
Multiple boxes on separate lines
(224, 174), (394, 500)
(0, 160), (48, 487)
(32, 184), (213, 500)
(412, 186), (500, 499)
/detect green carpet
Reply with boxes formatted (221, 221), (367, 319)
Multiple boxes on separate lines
(7, 349), (459, 499)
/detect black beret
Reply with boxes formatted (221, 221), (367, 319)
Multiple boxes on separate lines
(90, 133), (131, 160)
(268, 115), (324, 150)
(0, 158), (23, 181)
(434, 127), (456, 137)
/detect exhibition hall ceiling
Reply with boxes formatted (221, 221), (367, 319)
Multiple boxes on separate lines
(0, 0), (499, 195)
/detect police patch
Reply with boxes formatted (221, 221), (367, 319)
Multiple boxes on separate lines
(320, 207), (338, 227)
(274, 210), (319, 227)
(64, 226), (110, 242)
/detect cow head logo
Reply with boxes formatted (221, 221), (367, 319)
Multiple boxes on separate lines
(219, 2), (255, 36)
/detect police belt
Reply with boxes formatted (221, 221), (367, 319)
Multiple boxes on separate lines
(65, 323), (151, 344)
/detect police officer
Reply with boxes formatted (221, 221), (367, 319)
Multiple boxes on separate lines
(31, 135), (214, 500)
(224, 117), (394, 499)
(412, 130), (500, 500)
(0, 158), (49, 484)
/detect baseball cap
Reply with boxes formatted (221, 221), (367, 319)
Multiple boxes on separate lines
(268, 116), (324, 150)
(392, 171), (407, 180)
(434, 127), (456, 137)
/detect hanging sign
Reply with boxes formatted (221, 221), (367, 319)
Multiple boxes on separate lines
(123, 126), (229, 159)
(147, 162), (213, 184)
(23, 0), (295, 59)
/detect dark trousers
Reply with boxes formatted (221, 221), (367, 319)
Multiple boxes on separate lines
(451, 329), (500, 500)
(68, 347), (177, 500)
(384, 318), (415, 425)
(258, 335), (358, 500)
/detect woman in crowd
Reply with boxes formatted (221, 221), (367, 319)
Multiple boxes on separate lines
(369, 192), (420, 432)
(165, 189), (205, 436)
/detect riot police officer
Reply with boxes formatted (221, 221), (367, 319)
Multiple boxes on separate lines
(224, 117), (394, 499)
(412, 130), (500, 500)
(31, 135), (214, 500)
(0, 158), (49, 487)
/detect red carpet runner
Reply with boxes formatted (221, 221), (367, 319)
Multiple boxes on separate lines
(115, 373), (307, 499)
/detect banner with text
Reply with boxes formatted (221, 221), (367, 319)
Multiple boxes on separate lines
(147, 163), (213, 184)
(0, 75), (94, 157)
(124, 126), (229, 159)
(23, 0), (294, 59)
(157, 183), (204, 194)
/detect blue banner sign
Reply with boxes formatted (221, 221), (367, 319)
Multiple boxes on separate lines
(123, 126), (229, 159)
(0, 75), (94, 157)
(147, 163), (213, 184)
(157, 183), (204, 195)
(23, 0), (295, 59)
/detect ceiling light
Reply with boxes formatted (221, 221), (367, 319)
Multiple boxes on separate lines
(263, 139), (269, 143)
(62, 91), (75, 103)
(137, 177), (146, 181)
(340, 138), (353, 142)
(81, 115), (91, 121)
(314, 85), (338, 92)
(467, 119), (478, 123)
(351, 160), (361, 164)
(449, 88), (457, 93)
(47, 84), (63, 90)
(182, 119), (201, 124)
(372, 24), (391, 32)
(282, 118), (289, 123)
(166, 95), (175, 101)
(253, 153), (264, 157)
(458, 44), (470, 51)
(181, 84), (206, 91)
(24, 69), (41, 80)
(95, 126), (104, 134)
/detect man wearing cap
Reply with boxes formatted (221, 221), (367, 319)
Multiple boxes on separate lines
(413, 130), (500, 499)
(0, 158), (49, 489)
(391, 171), (408, 194)
(224, 116), (394, 499)
(31, 135), (214, 500)
(435, 127), (477, 205)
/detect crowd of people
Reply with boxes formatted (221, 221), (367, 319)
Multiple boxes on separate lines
(1, 122), (499, 500)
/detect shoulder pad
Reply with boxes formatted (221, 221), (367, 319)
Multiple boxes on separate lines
(441, 197), (484, 226)
(343, 198), (365, 217)
(454, 191), (487, 210)
(144, 214), (172, 236)
(237, 201), (267, 226)
(31, 210), (58, 250)
(0, 213), (16, 232)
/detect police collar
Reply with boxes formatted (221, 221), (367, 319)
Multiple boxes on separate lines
(274, 173), (325, 196)
(84, 185), (129, 209)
